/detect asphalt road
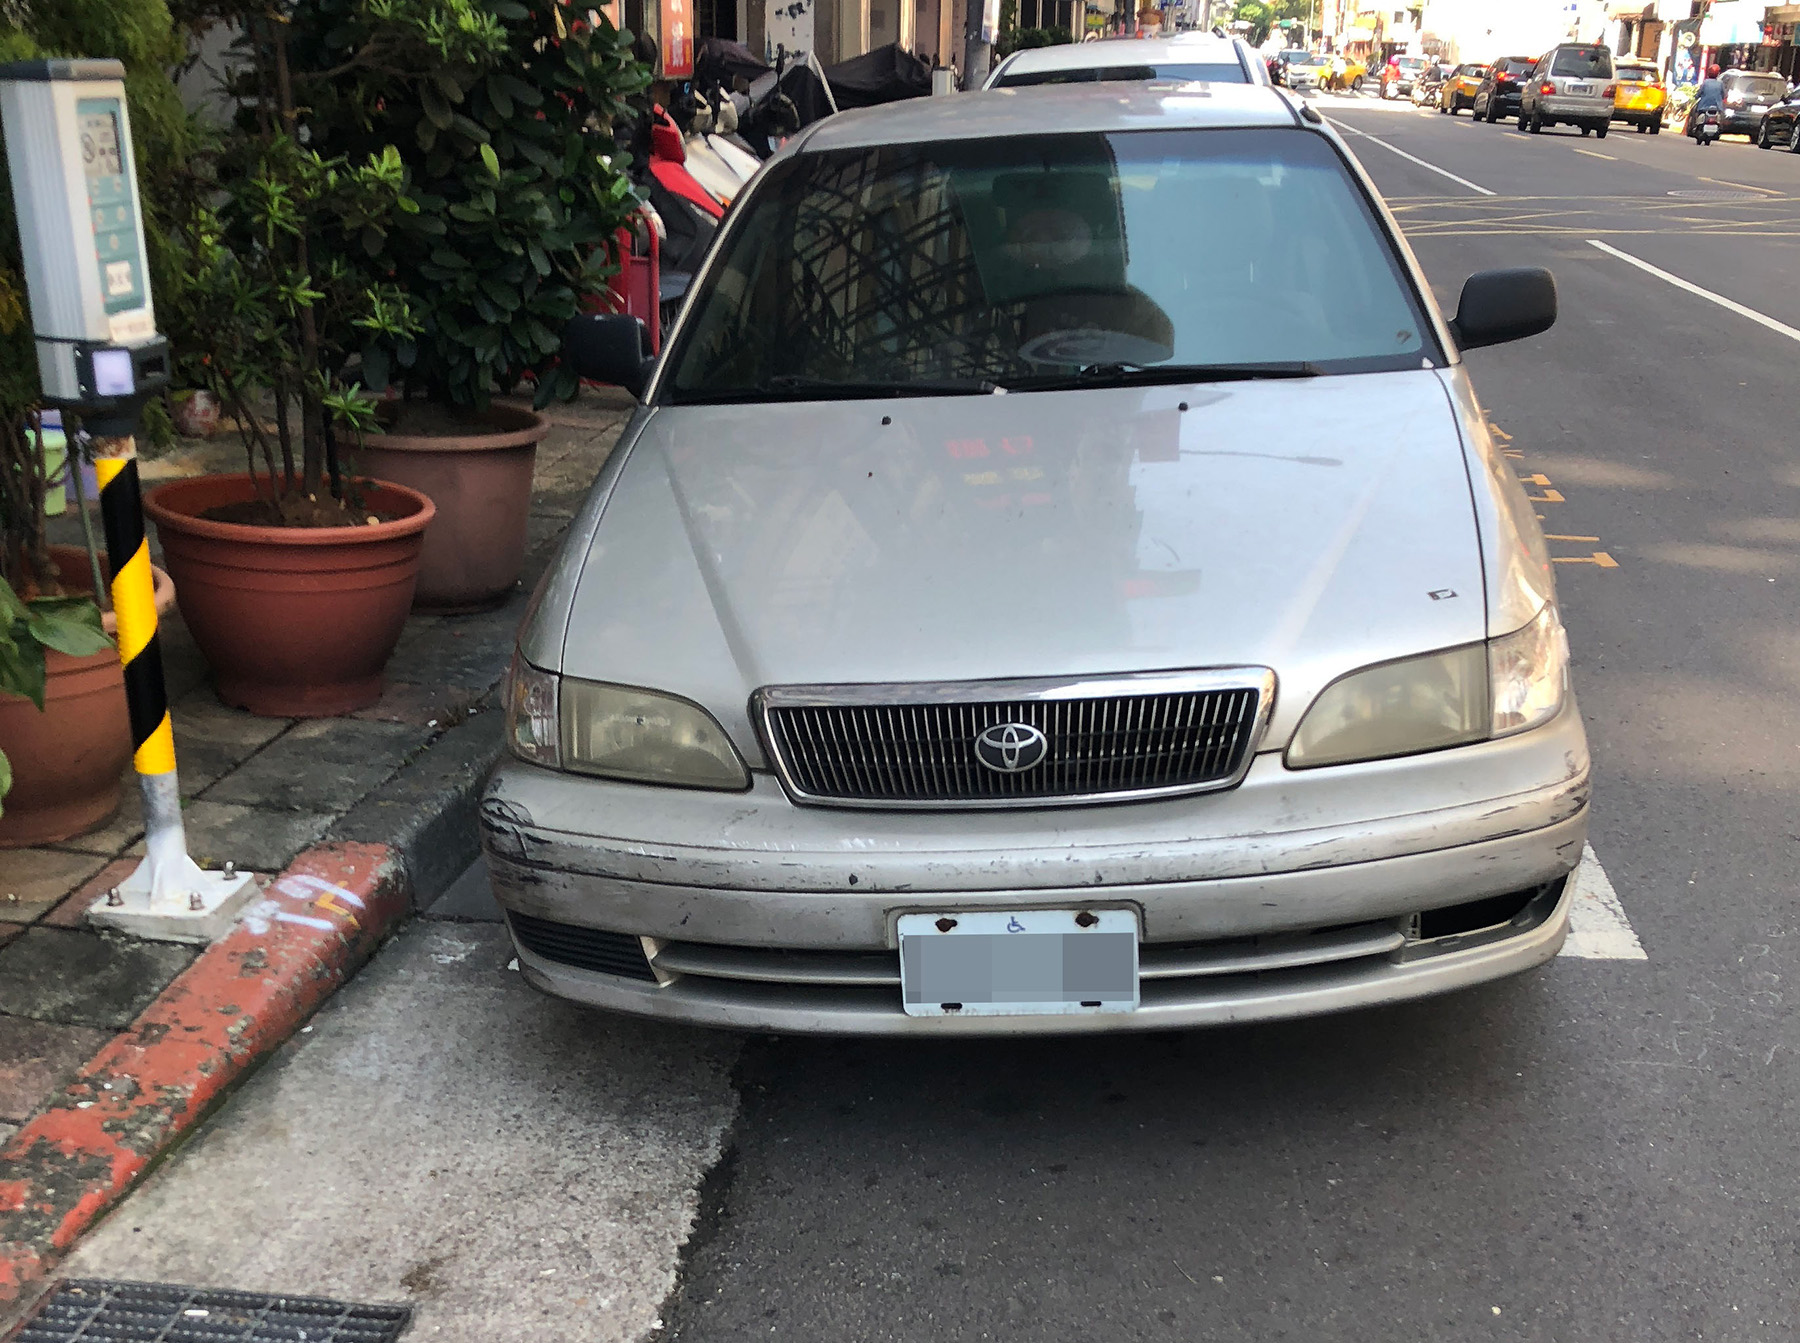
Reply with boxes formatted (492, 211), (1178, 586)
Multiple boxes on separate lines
(657, 100), (1800, 1342)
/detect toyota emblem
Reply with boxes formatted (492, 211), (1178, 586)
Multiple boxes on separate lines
(974, 722), (1049, 774)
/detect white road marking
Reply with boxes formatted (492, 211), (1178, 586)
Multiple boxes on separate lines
(1572, 147), (1617, 160)
(1588, 238), (1800, 342)
(1326, 116), (1497, 195)
(1561, 844), (1648, 960)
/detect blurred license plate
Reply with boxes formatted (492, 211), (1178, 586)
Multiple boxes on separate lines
(1567, 82), (1590, 94)
(1754, 104), (1770, 113)
(898, 910), (1139, 1017)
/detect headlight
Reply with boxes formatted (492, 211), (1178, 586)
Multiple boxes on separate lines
(504, 656), (749, 790)
(561, 679), (749, 789)
(1287, 605), (1568, 769)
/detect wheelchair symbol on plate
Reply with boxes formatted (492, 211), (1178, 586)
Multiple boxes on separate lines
(1006, 916), (1026, 933)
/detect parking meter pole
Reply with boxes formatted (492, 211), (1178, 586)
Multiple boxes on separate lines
(85, 432), (255, 943)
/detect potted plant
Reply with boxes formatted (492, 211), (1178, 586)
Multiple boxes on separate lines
(141, 8), (466, 716)
(289, 0), (649, 612)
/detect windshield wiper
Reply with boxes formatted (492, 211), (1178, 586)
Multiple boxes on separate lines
(1010, 362), (1323, 392)
(675, 373), (1003, 404)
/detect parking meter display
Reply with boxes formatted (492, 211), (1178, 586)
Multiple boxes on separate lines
(76, 98), (144, 313)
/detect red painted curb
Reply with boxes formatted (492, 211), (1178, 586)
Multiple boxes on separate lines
(0, 842), (408, 1306)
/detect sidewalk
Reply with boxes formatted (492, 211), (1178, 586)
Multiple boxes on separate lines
(1, 391), (630, 1270)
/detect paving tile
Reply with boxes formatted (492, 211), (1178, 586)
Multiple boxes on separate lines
(202, 718), (430, 813)
(179, 801), (333, 872)
(0, 1015), (115, 1121)
(1, 850), (108, 925)
(170, 689), (291, 795)
(0, 927), (195, 1029)
(0, 924), (21, 950)
(349, 680), (478, 729)
(384, 602), (521, 693)
(41, 858), (138, 929)
(50, 777), (145, 857)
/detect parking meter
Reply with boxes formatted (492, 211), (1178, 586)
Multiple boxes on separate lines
(0, 59), (250, 941)
(0, 59), (170, 431)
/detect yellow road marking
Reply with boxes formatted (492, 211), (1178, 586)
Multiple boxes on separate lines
(1698, 176), (1783, 197)
(1518, 473), (1553, 487)
(1554, 552), (1620, 568)
(1487, 424), (1512, 441)
(1544, 534), (1601, 543)
(1573, 147), (1617, 160)
(1528, 489), (1566, 503)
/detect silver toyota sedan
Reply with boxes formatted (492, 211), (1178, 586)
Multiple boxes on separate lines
(481, 82), (1589, 1034)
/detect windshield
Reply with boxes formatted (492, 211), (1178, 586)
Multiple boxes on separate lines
(1551, 47), (1612, 78)
(664, 129), (1434, 404)
(1297, 54), (1329, 67)
(1397, 57), (1427, 71)
(1726, 72), (1787, 99)
(997, 62), (1247, 86)
(1458, 65), (1486, 78)
(1498, 58), (1535, 76)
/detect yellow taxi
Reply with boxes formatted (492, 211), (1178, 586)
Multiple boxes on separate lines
(1437, 62), (1488, 114)
(1612, 59), (1666, 133)
(1325, 54), (1368, 92)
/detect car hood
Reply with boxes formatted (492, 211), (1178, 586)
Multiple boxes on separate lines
(557, 370), (1488, 763)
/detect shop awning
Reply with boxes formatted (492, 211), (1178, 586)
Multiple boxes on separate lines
(1768, 4), (1800, 24)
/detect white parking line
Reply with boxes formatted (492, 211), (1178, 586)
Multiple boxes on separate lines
(1588, 238), (1800, 342)
(1561, 844), (1648, 960)
(1326, 116), (1497, 195)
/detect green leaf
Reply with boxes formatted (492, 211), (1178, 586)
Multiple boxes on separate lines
(480, 143), (501, 180)
(0, 639), (46, 710)
(24, 599), (112, 658)
(0, 744), (11, 815)
(421, 84), (454, 130)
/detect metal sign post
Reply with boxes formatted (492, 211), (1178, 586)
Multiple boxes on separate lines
(0, 58), (254, 942)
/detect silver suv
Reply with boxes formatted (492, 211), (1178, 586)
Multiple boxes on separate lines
(1519, 44), (1616, 136)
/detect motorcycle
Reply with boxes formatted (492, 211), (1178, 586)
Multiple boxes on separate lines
(1692, 106), (1722, 145)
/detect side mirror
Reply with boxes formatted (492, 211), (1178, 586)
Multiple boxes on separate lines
(1448, 267), (1557, 351)
(561, 313), (655, 397)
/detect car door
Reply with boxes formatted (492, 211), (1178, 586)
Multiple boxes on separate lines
(1526, 56), (1549, 115)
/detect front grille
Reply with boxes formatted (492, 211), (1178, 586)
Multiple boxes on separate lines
(757, 669), (1273, 808)
(508, 912), (657, 981)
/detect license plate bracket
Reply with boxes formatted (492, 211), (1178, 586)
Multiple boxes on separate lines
(897, 909), (1139, 1017)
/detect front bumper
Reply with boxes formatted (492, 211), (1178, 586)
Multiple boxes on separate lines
(481, 703), (1590, 1034)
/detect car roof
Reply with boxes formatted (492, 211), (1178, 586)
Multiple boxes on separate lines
(795, 82), (1302, 153)
(993, 35), (1247, 77)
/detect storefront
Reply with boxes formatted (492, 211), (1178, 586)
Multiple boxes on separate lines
(1767, 5), (1800, 79)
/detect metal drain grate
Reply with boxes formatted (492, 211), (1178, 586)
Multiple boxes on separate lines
(1666, 189), (1767, 201)
(18, 1280), (411, 1342)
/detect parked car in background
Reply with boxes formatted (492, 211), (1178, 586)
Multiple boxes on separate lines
(1438, 63), (1488, 114)
(1381, 54), (1431, 99)
(1325, 53), (1368, 92)
(987, 33), (1268, 88)
(1756, 86), (1800, 150)
(1706, 68), (1791, 138)
(1610, 58), (1665, 132)
(1519, 44), (1616, 136)
(1473, 56), (1540, 123)
(501, 83), (1584, 1037)
(1273, 47), (1312, 87)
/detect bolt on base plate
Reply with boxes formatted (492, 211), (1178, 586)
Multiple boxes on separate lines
(86, 854), (258, 944)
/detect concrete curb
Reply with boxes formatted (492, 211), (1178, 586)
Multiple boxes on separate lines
(0, 842), (409, 1311)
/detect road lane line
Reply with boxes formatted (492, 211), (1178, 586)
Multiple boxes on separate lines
(1325, 116), (1497, 195)
(1698, 175), (1783, 196)
(1588, 238), (1800, 341)
(1561, 845), (1648, 959)
(1572, 147), (1617, 160)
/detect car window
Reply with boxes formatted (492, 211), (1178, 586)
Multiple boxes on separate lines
(1398, 57), (1427, 71)
(1726, 72), (1787, 99)
(997, 63), (1248, 87)
(1550, 47), (1612, 78)
(1500, 59), (1536, 76)
(1459, 65), (1486, 78)
(665, 129), (1434, 404)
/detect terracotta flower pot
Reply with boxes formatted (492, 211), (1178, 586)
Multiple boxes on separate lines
(0, 545), (174, 848)
(144, 474), (435, 717)
(353, 404), (549, 613)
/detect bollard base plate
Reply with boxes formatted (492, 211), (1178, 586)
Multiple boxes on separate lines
(87, 856), (260, 945)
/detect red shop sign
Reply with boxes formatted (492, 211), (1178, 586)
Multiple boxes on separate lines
(662, 0), (693, 76)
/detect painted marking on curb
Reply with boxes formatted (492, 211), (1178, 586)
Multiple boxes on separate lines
(1561, 845), (1648, 960)
(1589, 238), (1800, 342)
(1553, 551), (1619, 567)
(1326, 116), (1498, 195)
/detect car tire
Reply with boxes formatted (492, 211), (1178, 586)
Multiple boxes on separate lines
(1650, 117), (1661, 135)
(1352, 75), (1363, 92)
(1759, 121), (1771, 148)
(1789, 121), (1800, 152)
(1595, 122), (1608, 139)
(1580, 125), (1591, 136)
